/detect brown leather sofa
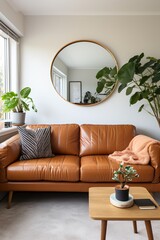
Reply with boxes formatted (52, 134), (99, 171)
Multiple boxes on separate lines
(0, 124), (160, 208)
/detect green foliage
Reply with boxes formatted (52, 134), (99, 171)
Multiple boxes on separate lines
(117, 53), (160, 127)
(1, 87), (37, 113)
(112, 162), (139, 188)
(96, 66), (117, 95)
(117, 62), (136, 83)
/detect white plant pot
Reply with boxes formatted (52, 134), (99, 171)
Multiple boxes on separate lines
(11, 112), (26, 126)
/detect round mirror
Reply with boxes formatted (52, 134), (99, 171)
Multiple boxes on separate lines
(50, 40), (118, 105)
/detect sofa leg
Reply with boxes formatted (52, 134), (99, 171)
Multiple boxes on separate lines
(7, 191), (13, 209)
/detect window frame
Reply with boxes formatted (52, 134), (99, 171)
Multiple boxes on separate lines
(53, 66), (67, 100)
(0, 22), (20, 121)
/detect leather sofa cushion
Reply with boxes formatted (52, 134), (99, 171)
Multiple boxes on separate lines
(7, 155), (80, 182)
(27, 124), (80, 155)
(80, 124), (136, 156)
(51, 124), (79, 155)
(80, 156), (154, 182)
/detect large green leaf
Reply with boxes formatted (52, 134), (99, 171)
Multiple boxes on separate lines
(129, 53), (144, 64)
(141, 90), (150, 99)
(139, 76), (150, 85)
(147, 56), (157, 61)
(105, 82), (114, 87)
(21, 100), (30, 111)
(118, 83), (127, 93)
(110, 66), (117, 77)
(138, 104), (144, 112)
(126, 86), (135, 95)
(1, 91), (17, 100)
(129, 55), (139, 63)
(129, 53), (144, 74)
(138, 60), (155, 74)
(152, 73), (160, 83)
(96, 67), (110, 79)
(152, 61), (160, 71)
(117, 62), (136, 84)
(20, 87), (31, 98)
(130, 92), (141, 105)
(3, 98), (19, 112)
(96, 82), (105, 93)
(136, 53), (144, 62)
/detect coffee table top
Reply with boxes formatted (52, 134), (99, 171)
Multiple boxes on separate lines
(89, 187), (160, 221)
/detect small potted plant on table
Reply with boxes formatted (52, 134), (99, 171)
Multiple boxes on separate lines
(112, 162), (139, 201)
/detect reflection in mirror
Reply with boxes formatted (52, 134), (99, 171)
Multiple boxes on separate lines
(50, 40), (118, 105)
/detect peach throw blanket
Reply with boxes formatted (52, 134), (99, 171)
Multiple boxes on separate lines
(108, 135), (158, 165)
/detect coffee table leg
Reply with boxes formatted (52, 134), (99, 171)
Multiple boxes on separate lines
(145, 220), (154, 240)
(101, 220), (107, 240)
(133, 221), (138, 233)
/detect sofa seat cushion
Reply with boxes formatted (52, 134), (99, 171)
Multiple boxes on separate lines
(7, 155), (80, 182)
(80, 156), (154, 182)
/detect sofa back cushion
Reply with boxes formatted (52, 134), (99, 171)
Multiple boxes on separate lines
(27, 124), (80, 155)
(80, 124), (136, 156)
(51, 124), (80, 155)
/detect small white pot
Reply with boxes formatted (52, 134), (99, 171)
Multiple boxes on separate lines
(11, 112), (26, 126)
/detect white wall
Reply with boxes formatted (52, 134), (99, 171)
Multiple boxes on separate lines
(0, 0), (24, 36)
(21, 15), (160, 140)
(68, 69), (103, 102)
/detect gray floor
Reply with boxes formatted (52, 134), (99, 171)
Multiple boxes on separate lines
(0, 191), (160, 240)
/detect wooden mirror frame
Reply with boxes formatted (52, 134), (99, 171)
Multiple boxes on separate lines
(50, 40), (118, 106)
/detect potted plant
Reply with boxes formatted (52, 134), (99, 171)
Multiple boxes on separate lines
(96, 53), (160, 127)
(83, 91), (100, 104)
(117, 53), (160, 127)
(1, 87), (37, 125)
(112, 162), (139, 201)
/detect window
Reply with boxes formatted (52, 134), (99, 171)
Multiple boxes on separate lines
(53, 67), (67, 100)
(0, 21), (19, 120)
(0, 35), (5, 119)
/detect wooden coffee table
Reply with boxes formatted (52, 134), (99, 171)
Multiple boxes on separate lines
(89, 187), (160, 240)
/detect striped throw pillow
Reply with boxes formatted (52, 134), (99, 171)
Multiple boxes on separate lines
(18, 126), (54, 160)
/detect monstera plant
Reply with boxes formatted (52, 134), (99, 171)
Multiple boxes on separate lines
(96, 53), (160, 127)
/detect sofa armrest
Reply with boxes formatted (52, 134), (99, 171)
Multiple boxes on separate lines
(149, 143), (160, 183)
(0, 134), (21, 168)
